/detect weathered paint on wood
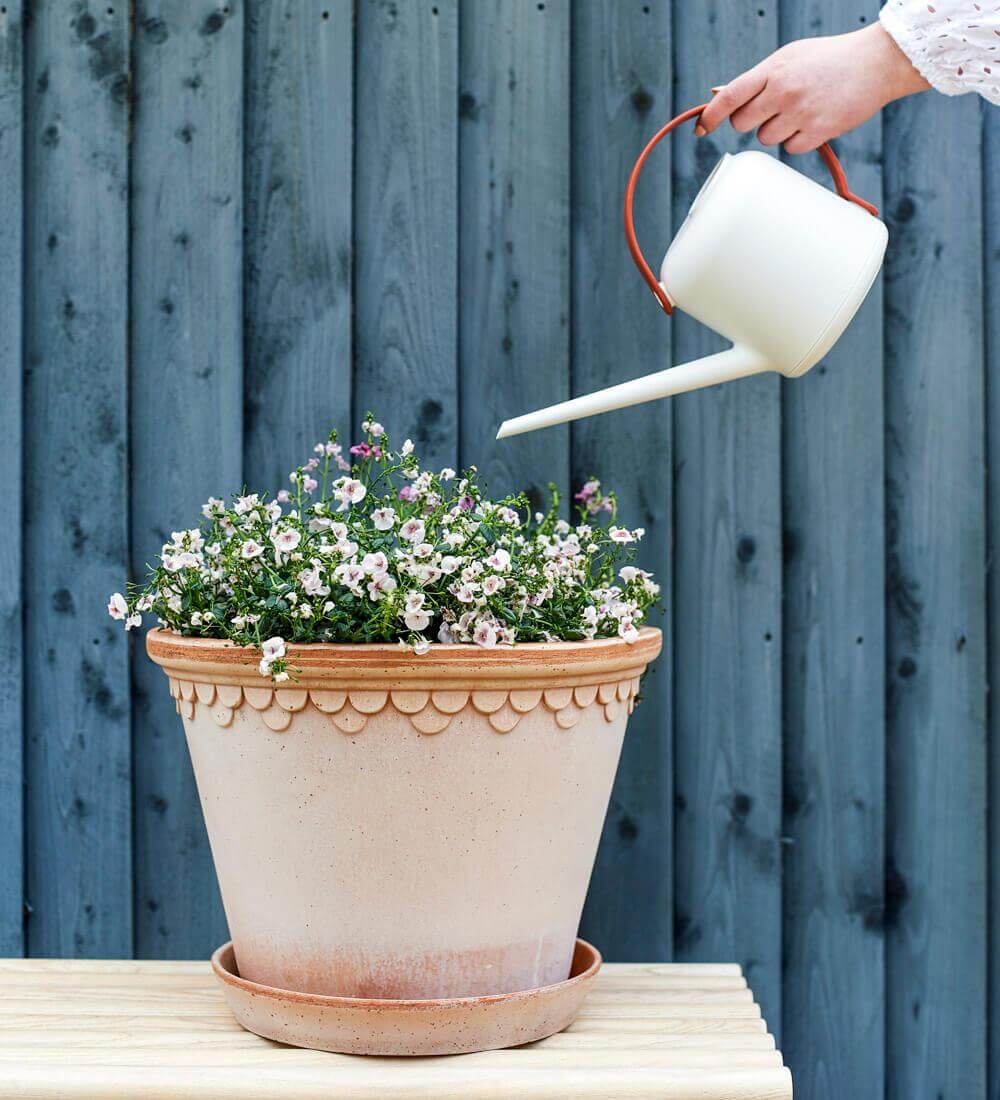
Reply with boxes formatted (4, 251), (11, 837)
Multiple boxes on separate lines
(572, 0), (673, 962)
(884, 89), (988, 1100)
(0, 0), (22, 958)
(3, 6), (999, 1093)
(779, 7), (886, 1098)
(987, 93), (1000, 1100)
(354, 0), (458, 470)
(23, 3), (132, 957)
(244, 0), (353, 490)
(458, 0), (570, 502)
(129, 0), (243, 959)
(671, 0), (784, 1032)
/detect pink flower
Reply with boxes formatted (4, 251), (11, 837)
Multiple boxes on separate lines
(336, 479), (367, 511)
(399, 485), (417, 502)
(458, 495), (474, 512)
(241, 540), (264, 560)
(276, 489), (291, 503)
(302, 476), (318, 494)
(473, 621), (498, 648)
(107, 592), (128, 620)
(399, 518), (425, 543)
(350, 442), (371, 457)
(486, 548), (511, 571)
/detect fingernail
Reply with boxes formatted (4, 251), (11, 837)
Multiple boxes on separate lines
(710, 85), (724, 93)
(694, 124), (706, 137)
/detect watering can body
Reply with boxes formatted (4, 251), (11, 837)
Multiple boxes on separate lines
(663, 149), (887, 380)
(496, 107), (887, 440)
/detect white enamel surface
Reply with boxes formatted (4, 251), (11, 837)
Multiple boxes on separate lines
(496, 149), (886, 438)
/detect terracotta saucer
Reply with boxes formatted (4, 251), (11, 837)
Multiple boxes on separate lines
(211, 938), (601, 1056)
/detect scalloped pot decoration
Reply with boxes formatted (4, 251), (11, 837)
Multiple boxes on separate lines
(148, 627), (662, 738)
(168, 677), (642, 735)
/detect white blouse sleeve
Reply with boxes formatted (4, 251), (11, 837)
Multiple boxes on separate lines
(879, 1), (1000, 105)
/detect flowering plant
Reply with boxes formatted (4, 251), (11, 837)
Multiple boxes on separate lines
(109, 417), (659, 681)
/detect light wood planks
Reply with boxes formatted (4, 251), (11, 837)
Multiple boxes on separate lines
(671, 0), (783, 1032)
(0, 959), (792, 1099)
(23, 0), (131, 958)
(571, 0), (673, 961)
(354, 0), (458, 469)
(0, 0), (22, 959)
(779, 4), (886, 1096)
(130, 0), (243, 960)
(243, 0), (353, 489)
(458, 0), (570, 502)
(883, 89), (988, 1099)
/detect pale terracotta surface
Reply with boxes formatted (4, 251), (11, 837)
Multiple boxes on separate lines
(147, 628), (660, 1006)
(211, 938), (602, 1055)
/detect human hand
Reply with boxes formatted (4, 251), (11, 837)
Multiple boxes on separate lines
(696, 23), (929, 153)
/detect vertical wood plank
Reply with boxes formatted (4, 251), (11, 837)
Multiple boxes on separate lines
(571, 0), (672, 961)
(0, 0), (23, 958)
(779, 4), (886, 1094)
(884, 92), (987, 1099)
(354, 0), (457, 468)
(244, 0), (353, 489)
(988, 94), (1000, 1100)
(458, 0), (569, 502)
(130, 0), (243, 958)
(671, 0), (783, 1029)
(23, 1), (131, 957)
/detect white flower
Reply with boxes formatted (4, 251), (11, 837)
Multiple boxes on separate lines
(361, 551), (389, 575)
(372, 507), (397, 531)
(369, 422), (385, 438)
(201, 496), (225, 518)
(125, 613), (141, 631)
(107, 592), (128, 620)
(299, 566), (329, 598)
(440, 467), (456, 481)
(274, 671), (289, 683)
(413, 542), (434, 559)
(486, 548), (511, 571)
(609, 526), (634, 544)
(405, 591), (426, 612)
(262, 637), (286, 662)
(241, 540), (264, 560)
(413, 636), (431, 656)
(335, 478), (367, 511)
(440, 555), (460, 574)
(482, 575), (504, 596)
(401, 438), (414, 456)
(473, 621), (498, 648)
(259, 657), (272, 676)
(399, 518), (425, 543)
(404, 609), (432, 631)
(618, 618), (639, 643)
(438, 621), (456, 644)
(271, 528), (302, 554)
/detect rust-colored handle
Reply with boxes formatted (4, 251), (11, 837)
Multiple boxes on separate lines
(624, 103), (880, 315)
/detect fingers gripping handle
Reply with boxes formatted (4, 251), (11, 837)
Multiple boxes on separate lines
(623, 103), (880, 314)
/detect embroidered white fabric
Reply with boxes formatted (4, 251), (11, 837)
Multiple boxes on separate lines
(880, 0), (1000, 104)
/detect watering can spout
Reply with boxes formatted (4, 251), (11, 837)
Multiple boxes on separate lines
(495, 345), (769, 439)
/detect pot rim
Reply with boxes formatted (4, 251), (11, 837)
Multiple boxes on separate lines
(146, 626), (661, 691)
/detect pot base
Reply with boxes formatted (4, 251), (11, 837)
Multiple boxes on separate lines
(211, 938), (601, 1056)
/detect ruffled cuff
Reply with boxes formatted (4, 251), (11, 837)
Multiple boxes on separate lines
(879, 1), (1000, 105)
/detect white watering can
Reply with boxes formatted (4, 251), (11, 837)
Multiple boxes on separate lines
(496, 103), (888, 439)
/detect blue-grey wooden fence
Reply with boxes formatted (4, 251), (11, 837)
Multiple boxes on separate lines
(1, 2), (996, 1096)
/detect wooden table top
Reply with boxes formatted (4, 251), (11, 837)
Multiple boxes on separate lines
(0, 958), (792, 1099)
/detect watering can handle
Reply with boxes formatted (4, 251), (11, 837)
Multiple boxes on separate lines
(624, 103), (881, 315)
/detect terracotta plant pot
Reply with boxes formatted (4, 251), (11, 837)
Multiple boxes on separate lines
(147, 627), (661, 1001)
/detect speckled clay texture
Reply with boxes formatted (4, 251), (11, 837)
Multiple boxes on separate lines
(148, 629), (660, 1002)
(211, 938), (602, 1056)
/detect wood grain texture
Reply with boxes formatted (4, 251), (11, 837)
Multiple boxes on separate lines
(354, 0), (457, 468)
(129, 0), (243, 959)
(670, 0), (783, 1032)
(458, 0), (569, 503)
(984, 96), (999, 1100)
(0, 958), (792, 1099)
(571, 0), (673, 962)
(0, 0), (23, 958)
(883, 90), (988, 1100)
(779, 5), (886, 1097)
(23, 1), (131, 957)
(243, 0), (353, 490)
